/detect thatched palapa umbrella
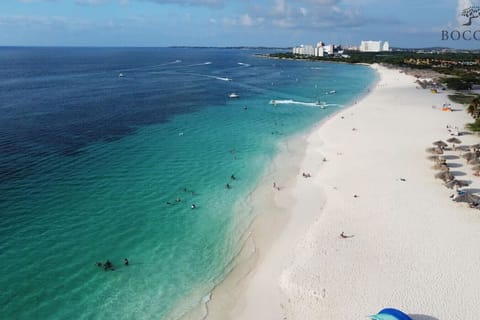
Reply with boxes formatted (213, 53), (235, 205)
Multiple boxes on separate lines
(471, 143), (480, 150)
(431, 163), (449, 171)
(447, 137), (462, 150)
(433, 140), (448, 148)
(472, 164), (480, 172)
(456, 145), (471, 152)
(426, 147), (444, 155)
(447, 137), (462, 144)
(435, 171), (454, 182)
(445, 179), (471, 189)
(469, 159), (480, 165)
(427, 155), (446, 164)
(453, 192), (480, 205)
(462, 152), (476, 162)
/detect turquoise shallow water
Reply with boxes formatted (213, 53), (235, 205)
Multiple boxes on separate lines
(0, 48), (375, 319)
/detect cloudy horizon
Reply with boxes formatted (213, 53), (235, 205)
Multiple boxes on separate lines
(0, 0), (478, 49)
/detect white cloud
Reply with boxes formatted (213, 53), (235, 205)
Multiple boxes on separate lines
(0, 14), (89, 28)
(229, 0), (370, 30)
(221, 17), (237, 26)
(239, 13), (264, 26)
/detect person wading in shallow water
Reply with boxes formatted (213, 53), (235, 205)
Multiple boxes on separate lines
(103, 260), (114, 271)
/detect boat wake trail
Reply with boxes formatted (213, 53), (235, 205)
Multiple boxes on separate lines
(269, 99), (338, 109)
(187, 62), (212, 67)
(237, 62), (251, 67)
(190, 73), (232, 81)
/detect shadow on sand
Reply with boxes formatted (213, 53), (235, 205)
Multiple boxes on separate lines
(409, 314), (440, 320)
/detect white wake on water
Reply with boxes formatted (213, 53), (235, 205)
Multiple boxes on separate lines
(190, 73), (232, 81)
(187, 62), (212, 67)
(269, 99), (338, 109)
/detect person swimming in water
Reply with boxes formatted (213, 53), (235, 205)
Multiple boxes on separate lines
(103, 260), (113, 271)
(191, 204), (196, 209)
(124, 258), (129, 266)
(231, 174), (236, 180)
(226, 183), (231, 189)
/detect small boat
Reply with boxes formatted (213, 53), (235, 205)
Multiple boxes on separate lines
(229, 93), (240, 98)
(326, 90), (336, 94)
(269, 100), (277, 105)
(118, 73), (124, 78)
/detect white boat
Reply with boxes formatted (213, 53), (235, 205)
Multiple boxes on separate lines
(118, 73), (124, 78)
(229, 93), (240, 98)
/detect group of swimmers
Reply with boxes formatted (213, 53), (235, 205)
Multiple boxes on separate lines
(166, 174), (238, 210)
(226, 174), (236, 189)
(96, 258), (129, 271)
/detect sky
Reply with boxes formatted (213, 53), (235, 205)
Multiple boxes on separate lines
(0, 0), (478, 48)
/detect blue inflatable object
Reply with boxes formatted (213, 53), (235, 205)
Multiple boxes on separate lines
(377, 308), (412, 320)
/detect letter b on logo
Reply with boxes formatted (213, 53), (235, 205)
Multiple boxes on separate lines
(442, 30), (449, 40)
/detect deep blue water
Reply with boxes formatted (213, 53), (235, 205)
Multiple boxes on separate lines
(0, 47), (375, 319)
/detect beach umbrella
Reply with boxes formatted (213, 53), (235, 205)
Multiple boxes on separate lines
(445, 179), (471, 189)
(427, 155), (440, 162)
(453, 192), (480, 204)
(431, 163), (449, 171)
(462, 152), (476, 161)
(469, 159), (480, 165)
(471, 143), (480, 149)
(456, 145), (471, 152)
(447, 137), (462, 144)
(433, 140), (448, 148)
(472, 164), (480, 171)
(435, 171), (454, 182)
(426, 147), (444, 155)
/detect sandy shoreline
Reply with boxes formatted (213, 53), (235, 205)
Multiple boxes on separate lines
(206, 64), (480, 320)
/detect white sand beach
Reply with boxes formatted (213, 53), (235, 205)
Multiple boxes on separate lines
(209, 64), (480, 320)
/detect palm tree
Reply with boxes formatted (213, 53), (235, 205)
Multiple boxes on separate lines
(467, 97), (480, 119)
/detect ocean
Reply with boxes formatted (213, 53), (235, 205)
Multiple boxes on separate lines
(0, 47), (375, 319)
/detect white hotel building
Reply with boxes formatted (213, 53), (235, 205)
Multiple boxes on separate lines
(292, 41), (333, 57)
(359, 40), (390, 52)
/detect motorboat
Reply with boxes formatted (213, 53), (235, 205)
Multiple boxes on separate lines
(229, 93), (240, 98)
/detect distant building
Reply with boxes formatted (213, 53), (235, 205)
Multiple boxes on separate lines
(292, 41), (340, 57)
(324, 44), (334, 55)
(292, 45), (315, 56)
(314, 47), (324, 57)
(359, 40), (390, 52)
(382, 41), (390, 51)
